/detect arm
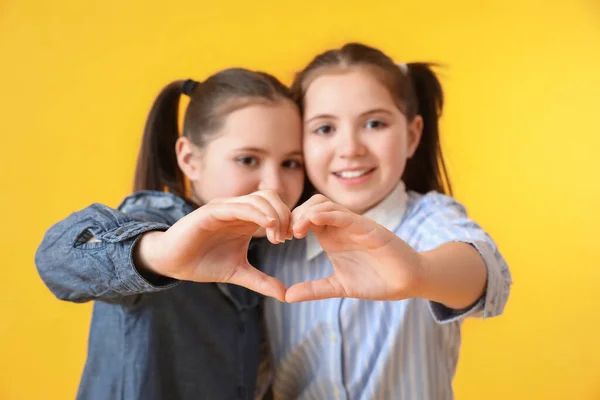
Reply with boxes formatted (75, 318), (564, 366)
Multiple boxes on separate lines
(419, 242), (487, 310)
(411, 194), (512, 321)
(35, 197), (181, 304)
(36, 190), (291, 303)
(286, 194), (512, 320)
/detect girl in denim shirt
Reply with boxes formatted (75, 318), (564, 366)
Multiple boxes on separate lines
(36, 69), (305, 400)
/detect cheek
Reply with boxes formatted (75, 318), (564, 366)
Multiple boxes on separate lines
(199, 163), (259, 200)
(222, 167), (260, 197)
(282, 170), (305, 208)
(303, 138), (329, 180)
(379, 134), (407, 176)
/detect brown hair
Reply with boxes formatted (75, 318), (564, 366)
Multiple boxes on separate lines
(134, 68), (296, 198)
(291, 43), (452, 195)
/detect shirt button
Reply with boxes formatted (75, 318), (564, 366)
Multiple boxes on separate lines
(334, 390), (341, 398)
(329, 333), (337, 341)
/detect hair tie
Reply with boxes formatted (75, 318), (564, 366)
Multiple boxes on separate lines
(181, 79), (198, 96)
(397, 63), (409, 74)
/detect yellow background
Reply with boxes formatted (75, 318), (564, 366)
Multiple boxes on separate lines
(2, 0), (599, 398)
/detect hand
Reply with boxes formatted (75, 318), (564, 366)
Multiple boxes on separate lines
(135, 190), (292, 301)
(286, 194), (425, 303)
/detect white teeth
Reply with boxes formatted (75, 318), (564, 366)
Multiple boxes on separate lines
(337, 170), (369, 179)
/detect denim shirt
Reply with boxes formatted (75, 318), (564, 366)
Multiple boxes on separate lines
(35, 191), (266, 400)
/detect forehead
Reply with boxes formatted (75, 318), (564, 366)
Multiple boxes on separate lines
(303, 69), (398, 118)
(213, 101), (302, 150)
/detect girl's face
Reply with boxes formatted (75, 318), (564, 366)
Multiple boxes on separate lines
(179, 100), (305, 212)
(302, 69), (422, 214)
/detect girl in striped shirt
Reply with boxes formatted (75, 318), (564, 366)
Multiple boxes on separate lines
(260, 43), (513, 399)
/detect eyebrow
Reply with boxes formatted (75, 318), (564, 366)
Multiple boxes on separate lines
(234, 147), (303, 157)
(361, 108), (394, 117)
(305, 108), (394, 124)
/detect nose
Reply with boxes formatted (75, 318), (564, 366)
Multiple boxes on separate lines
(337, 127), (366, 158)
(258, 164), (286, 200)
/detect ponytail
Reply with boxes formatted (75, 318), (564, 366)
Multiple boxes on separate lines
(133, 80), (187, 197)
(403, 63), (452, 195)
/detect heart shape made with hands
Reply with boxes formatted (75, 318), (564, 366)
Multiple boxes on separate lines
(144, 191), (422, 304)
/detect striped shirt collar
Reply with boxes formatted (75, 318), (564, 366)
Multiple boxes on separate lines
(305, 181), (409, 261)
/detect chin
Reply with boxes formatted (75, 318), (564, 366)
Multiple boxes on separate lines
(343, 199), (374, 214)
(329, 194), (364, 211)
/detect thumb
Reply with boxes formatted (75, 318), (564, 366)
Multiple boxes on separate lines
(285, 276), (346, 302)
(226, 262), (287, 302)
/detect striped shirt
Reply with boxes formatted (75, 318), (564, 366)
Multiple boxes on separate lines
(261, 182), (512, 400)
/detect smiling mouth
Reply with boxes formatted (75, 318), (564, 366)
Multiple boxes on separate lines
(332, 168), (376, 179)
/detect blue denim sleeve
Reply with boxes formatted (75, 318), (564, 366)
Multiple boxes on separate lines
(35, 192), (188, 303)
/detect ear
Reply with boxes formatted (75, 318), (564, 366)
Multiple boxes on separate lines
(406, 115), (423, 158)
(176, 137), (202, 181)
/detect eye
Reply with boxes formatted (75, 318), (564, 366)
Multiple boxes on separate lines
(282, 159), (303, 169)
(365, 119), (387, 130)
(235, 156), (259, 167)
(313, 124), (334, 135)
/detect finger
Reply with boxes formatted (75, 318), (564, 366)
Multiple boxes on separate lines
(292, 193), (330, 213)
(285, 276), (347, 302)
(308, 210), (355, 229)
(246, 193), (286, 243)
(227, 195), (281, 245)
(227, 263), (287, 302)
(291, 194), (331, 229)
(189, 203), (276, 232)
(292, 217), (312, 239)
(296, 210), (370, 241)
(252, 190), (291, 243)
(309, 211), (386, 243)
(292, 202), (341, 238)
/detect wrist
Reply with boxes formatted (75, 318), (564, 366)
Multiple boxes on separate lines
(133, 231), (168, 278)
(409, 251), (432, 300)
(387, 237), (431, 301)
